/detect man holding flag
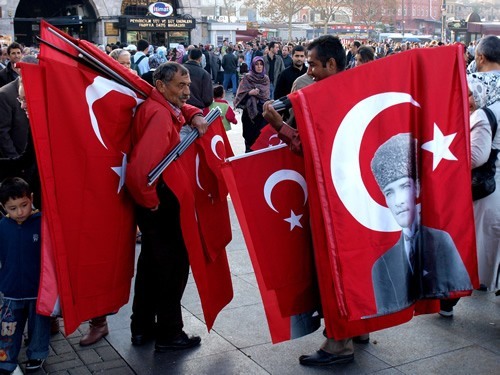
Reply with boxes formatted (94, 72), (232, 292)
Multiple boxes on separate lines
(125, 62), (208, 351)
(263, 35), (367, 367)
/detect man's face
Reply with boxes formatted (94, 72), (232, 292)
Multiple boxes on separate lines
(475, 51), (486, 72)
(292, 50), (305, 69)
(350, 44), (359, 54)
(117, 53), (131, 69)
(307, 48), (335, 81)
(2, 195), (33, 224)
(383, 177), (417, 229)
(9, 48), (22, 64)
(18, 85), (28, 118)
(0, 48), (8, 63)
(271, 44), (279, 54)
(156, 71), (191, 108)
(282, 46), (289, 57)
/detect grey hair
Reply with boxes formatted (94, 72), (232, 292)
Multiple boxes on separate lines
(153, 62), (189, 85)
(476, 35), (500, 64)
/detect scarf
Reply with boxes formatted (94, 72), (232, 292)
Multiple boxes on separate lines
(467, 71), (500, 108)
(234, 56), (270, 119)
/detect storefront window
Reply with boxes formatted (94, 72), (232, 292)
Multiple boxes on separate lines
(122, 1), (149, 16)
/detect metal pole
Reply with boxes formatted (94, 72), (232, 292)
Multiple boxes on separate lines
(441, 0), (447, 42)
(402, 0), (405, 37)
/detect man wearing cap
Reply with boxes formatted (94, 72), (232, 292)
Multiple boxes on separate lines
(370, 133), (472, 315)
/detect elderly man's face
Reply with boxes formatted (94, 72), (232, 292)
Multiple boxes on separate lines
(383, 176), (417, 228)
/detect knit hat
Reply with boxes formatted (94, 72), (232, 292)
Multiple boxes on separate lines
(371, 133), (417, 190)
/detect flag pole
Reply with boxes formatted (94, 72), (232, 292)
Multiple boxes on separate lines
(45, 27), (148, 98)
(147, 107), (222, 186)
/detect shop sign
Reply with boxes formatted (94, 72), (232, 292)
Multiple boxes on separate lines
(148, 2), (174, 18)
(127, 17), (196, 30)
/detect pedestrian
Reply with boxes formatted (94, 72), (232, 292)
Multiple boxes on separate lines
(209, 85), (237, 131)
(125, 62), (208, 352)
(263, 35), (369, 366)
(221, 47), (238, 97)
(0, 177), (51, 373)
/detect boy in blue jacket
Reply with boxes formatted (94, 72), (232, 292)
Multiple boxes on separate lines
(0, 177), (50, 374)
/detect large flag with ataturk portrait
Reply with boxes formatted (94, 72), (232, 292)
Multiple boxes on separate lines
(288, 45), (478, 339)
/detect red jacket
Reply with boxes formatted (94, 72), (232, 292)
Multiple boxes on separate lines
(126, 88), (201, 208)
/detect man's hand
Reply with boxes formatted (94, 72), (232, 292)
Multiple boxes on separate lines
(263, 101), (283, 132)
(191, 114), (208, 136)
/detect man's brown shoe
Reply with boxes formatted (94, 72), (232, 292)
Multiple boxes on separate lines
(79, 316), (109, 346)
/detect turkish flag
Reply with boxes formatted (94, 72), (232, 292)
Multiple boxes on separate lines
(162, 145), (233, 331)
(250, 124), (284, 151)
(21, 23), (148, 333)
(221, 145), (320, 343)
(193, 118), (233, 262)
(290, 45), (477, 338)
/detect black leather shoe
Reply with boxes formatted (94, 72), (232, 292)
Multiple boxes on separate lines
(131, 333), (153, 346)
(353, 335), (370, 344)
(299, 350), (354, 366)
(155, 332), (201, 352)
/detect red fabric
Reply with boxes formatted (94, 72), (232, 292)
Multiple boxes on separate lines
(221, 145), (319, 343)
(250, 124), (284, 151)
(194, 117), (233, 262)
(162, 145), (233, 331)
(22, 58), (139, 334)
(290, 45), (476, 339)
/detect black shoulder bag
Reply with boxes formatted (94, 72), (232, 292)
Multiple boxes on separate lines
(471, 107), (499, 201)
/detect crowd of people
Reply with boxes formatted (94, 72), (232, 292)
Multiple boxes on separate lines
(0, 33), (498, 373)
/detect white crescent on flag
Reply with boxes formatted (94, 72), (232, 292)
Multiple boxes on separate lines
(331, 92), (421, 232)
(85, 76), (144, 150)
(211, 135), (224, 160)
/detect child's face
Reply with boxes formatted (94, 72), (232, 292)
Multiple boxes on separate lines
(2, 194), (33, 224)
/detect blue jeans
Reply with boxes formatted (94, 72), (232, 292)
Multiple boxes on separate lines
(0, 299), (51, 372)
(223, 73), (238, 95)
(269, 82), (275, 100)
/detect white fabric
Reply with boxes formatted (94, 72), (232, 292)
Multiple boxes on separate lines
(470, 100), (500, 290)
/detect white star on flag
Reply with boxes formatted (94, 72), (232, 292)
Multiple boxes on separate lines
(421, 123), (458, 171)
(111, 153), (127, 193)
(284, 210), (303, 231)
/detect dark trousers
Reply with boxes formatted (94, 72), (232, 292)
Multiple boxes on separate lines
(131, 182), (189, 340)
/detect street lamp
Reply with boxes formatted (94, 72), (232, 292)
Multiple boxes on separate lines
(402, 0), (405, 37)
(441, 0), (446, 42)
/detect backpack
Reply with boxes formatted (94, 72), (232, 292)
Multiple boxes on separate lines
(471, 106), (499, 200)
(131, 54), (146, 75)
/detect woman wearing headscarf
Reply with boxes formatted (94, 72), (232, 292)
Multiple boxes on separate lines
(468, 72), (500, 295)
(233, 56), (270, 152)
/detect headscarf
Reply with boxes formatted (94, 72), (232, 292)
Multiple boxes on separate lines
(250, 56), (266, 77)
(467, 71), (500, 108)
(156, 46), (167, 64)
(233, 56), (270, 120)
(175, 44), (185, 64)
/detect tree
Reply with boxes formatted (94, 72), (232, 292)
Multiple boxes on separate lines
(253, 0), (309, 41)
(309, 0), (350, 35)
(350, 0), (398, 28)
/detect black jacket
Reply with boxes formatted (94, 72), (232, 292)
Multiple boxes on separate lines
(274, 64), (308, 100)
(183, 60), (213, 109)
(0, 62), (19, 88)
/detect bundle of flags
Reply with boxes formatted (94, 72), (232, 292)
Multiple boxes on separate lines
(223, 45), (478, 342)
(21, 21), (233, 334)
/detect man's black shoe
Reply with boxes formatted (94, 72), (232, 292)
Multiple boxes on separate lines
(353, 335), (370, 344)
(155, 332), (201, 352)
(131, 333), (153, 346)
(299, 350), (354, 366)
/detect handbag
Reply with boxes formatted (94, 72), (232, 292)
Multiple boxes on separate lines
(471, 107), (499, 200)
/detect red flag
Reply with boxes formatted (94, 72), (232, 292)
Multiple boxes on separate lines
(290, 46), (477, 338)
(162, 145), (233, 331)
(194, 118), (233, 262)
(21, 23), (147, 333)
(250, 124), (284, 151)
(221, 145), (320, 343)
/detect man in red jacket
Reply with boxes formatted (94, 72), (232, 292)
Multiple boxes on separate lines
(126, 62), (207, 352)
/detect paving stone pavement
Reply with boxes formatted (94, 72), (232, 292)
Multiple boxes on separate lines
(16, 102), (499, 374)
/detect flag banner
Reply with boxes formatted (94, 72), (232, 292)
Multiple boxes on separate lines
(21, 22), (147, 333)
(251, 124), (284, 151)
(162, 145), (233, 331)
(221, 145), (320, 343)
(194, 118), (234, 262)
(290, 45), (477, 337)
